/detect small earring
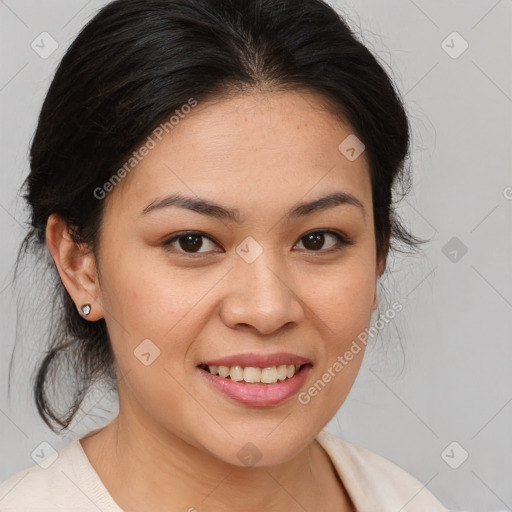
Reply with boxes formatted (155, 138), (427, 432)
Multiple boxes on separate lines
(80, 304), (91, 316)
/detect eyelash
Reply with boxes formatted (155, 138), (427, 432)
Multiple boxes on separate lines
(161, 229), (354, 258)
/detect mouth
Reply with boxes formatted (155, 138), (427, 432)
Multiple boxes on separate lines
(196, 353), (313, 406)
(198, 363), (310, 384)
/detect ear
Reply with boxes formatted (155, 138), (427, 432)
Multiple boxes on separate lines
(371, 254), (387, 311)
(45, 213), (104, 321)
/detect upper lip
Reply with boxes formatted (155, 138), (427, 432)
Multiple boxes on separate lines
(199, 352), (312, 368)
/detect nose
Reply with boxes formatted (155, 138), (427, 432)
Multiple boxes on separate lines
(218, 251), (305, 336)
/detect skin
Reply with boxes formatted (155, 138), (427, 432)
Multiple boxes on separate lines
(46, 88), (387, 512)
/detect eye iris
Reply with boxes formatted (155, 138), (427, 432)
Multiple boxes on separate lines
(303, 232), (325, 251)
(179, 234), (203, 252)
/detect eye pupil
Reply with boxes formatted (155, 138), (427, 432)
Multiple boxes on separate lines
(179, 234), (203, 252)
(303, 232), (325, 251)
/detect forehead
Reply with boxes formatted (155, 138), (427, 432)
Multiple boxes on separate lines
(105, 89), (372, 217)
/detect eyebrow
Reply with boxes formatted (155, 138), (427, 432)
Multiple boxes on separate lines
(140, 191), (365, 222)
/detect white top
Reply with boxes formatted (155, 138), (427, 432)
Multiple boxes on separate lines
(0, 430), (448, 511)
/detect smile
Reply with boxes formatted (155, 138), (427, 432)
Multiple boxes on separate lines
(197, 353), (313, 406)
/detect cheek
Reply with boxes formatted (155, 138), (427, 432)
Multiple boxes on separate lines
(99, 244), (218, 380)
(99, 242), (188, 328)
(304, 256), (376, 338)
(294, 267), (375, 427)
(330, 275), (375, 339)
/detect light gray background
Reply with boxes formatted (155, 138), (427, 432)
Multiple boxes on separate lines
(0, 1), (511, 511)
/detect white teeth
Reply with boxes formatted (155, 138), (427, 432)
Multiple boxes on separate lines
(230, 365), (244, 381)
(261, 367), (278, 383)
(206, 364), (302, 383)
(218, 365), (229, 378)
(243, 367), (261, 383)
(277, 365), (287, 381)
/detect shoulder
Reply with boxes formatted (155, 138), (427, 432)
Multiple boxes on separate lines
(315, 430), (449, 512)
(0, 439), (116, 512)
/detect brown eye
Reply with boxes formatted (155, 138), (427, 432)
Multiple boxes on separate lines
(163, 231), (219, 255)
(295, 230), (353, 253)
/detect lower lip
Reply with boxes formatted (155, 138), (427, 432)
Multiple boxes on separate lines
(198, 365), (312, 407)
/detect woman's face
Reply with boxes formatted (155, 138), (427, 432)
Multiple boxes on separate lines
(95, 89), (383, 466)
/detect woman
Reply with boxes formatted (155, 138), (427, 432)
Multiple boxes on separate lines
(0, 0), (448, 510)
